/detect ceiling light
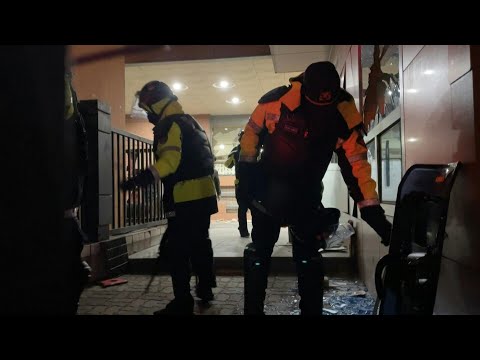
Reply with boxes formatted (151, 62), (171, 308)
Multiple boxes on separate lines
(407, 137), (419, 142)
(225, 128), (228, 131)
(226, 97), (244, 104)
(213, 80), (235, 89)
(172, 82), (188, 91)
(423, 69), (435, 75)
(219, 144), (225, 150)
(406, 89), (418, 93)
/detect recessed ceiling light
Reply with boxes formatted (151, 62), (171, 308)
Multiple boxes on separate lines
(213, 80), (235, 89)
(219, 144), (225, 150)
(225, 128), (228, 131)
(172, 82), (188, 91)
(423, 69), (435, 75)
(226, 97), (244, 104)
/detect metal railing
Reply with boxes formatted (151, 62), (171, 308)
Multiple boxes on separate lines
(111, 128), (165, 234)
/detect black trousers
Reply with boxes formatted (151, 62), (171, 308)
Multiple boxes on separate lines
(166, 213), (216, 302)
(247, 205), (324, 315)
(235, 186), (250, 233)
(251, 205), (322, 262)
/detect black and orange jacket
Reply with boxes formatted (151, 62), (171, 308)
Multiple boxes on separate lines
(239, 76), (380, 209)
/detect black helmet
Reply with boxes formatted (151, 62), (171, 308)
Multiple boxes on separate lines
(137, 81), (177, 113)
(303, 61), (340, 104)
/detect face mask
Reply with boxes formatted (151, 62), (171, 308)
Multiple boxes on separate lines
(303, 61), (340, 105)
(147, 112), (160, 125)
(301, 92), (336, 121)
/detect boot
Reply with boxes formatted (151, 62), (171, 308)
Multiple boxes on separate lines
(191, 239), (217, 302)
(239, 228), (250, 238)
(154, 297), (194, 315)
(244, 243), (269, 315)
(195, 285), (214, 302)
(296, 255), (324, 316)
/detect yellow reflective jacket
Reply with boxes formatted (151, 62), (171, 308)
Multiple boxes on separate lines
(148, 101), (218, 218)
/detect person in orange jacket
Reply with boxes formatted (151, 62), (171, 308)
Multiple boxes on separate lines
(238, 61), (392, 315)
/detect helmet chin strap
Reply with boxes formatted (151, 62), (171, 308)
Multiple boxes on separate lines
(147, 112), (159, 125)
(301, 80), (340, 106)
(147, 97), (175, 125)
(305, 94), (334, 106)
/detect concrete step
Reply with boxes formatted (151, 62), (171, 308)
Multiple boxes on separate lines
(220, 190), (236, 198)
(125, 223), (356, 278)
(127, 255), (354, 277)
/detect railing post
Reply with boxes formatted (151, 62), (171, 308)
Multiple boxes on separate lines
(79, 100), (113, 242)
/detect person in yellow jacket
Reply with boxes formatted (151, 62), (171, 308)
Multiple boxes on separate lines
(238, 61), (392, 315)
(122, 81), (218, 315)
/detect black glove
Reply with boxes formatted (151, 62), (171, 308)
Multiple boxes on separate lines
(121, 169), (155, 191)
(360, 205), (392, 246)
(121, 178), (137, 191)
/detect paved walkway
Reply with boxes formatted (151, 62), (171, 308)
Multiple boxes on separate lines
(78, 275), (375, 315)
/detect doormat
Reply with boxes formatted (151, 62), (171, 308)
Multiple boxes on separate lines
(100, 278), (128, 288)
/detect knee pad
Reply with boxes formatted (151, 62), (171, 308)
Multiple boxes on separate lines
(296, 255), (324, 315)
(244, 242), (269, 315)
(244, 242), (257, 258)
(243, 243), (271, 281)
(296, 255), (324, 277)
(244, 243), (266, 269)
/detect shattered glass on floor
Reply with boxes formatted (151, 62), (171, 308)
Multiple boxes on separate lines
(232, 277), (375, 315)
(322, 279), (376, 315)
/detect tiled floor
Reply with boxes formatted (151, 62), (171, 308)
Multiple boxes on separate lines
(78, 274), (375, 315)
